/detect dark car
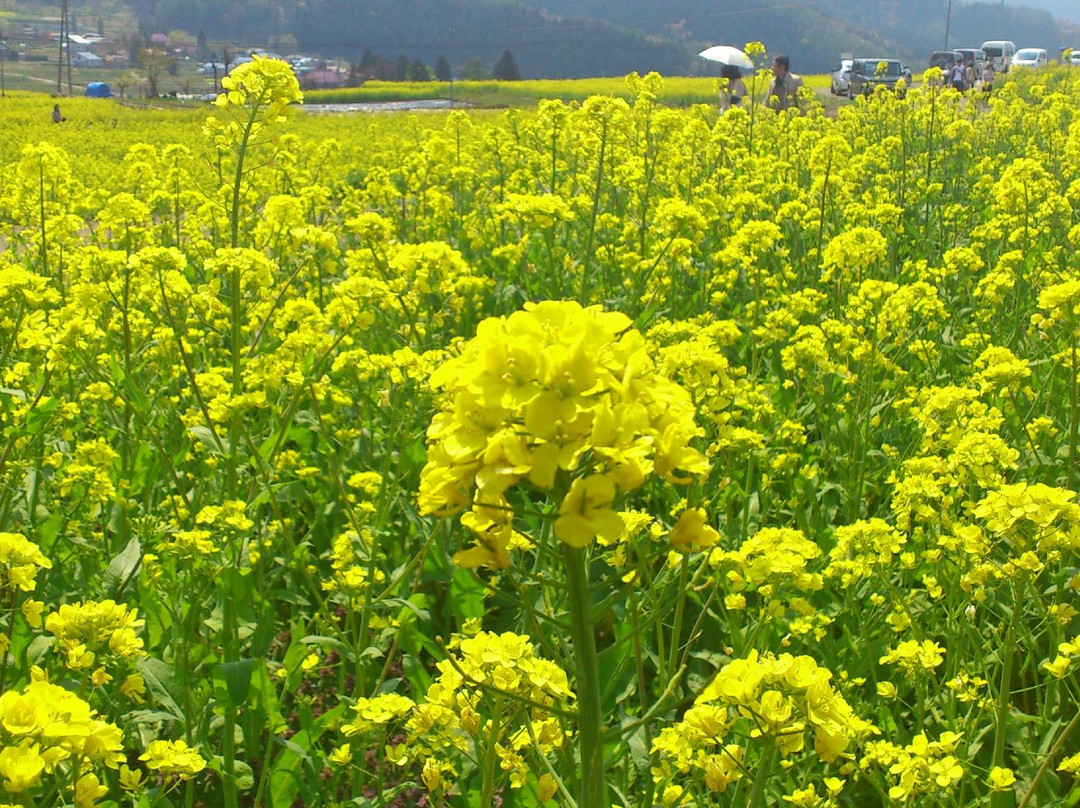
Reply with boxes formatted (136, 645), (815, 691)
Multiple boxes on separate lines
(929, 50), (964, 71)
(848, 58), (912, 97)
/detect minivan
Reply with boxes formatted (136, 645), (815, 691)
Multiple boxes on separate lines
(848, 58), (912, 97)
(981, 40), (1016, 72)
(954, 48), (987, 72)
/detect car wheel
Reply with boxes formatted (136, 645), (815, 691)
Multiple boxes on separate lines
(848, 84), (854, 99)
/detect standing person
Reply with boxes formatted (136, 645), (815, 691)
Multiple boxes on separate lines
(51, 103), (65, 123)
(950, 62), (966, 91)
(719, 63), (747, 112)
(964, 60), (977, 91)
(764, 54), (804, 111)
(981, 62), (995, 94)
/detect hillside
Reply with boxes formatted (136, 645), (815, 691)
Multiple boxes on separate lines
(518, 0), (1072, 71)
(123, 0), (692, 77)
(6, 0), (1076, 77)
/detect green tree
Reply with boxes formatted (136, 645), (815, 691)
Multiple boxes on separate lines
(434, 54), (451, 81)
(269, 32), (298, 53)
(126, 34), (145, 66)
(196, 28), (211, 61)
(460, 57), (489, 80)
(97, 17), (104, 37)
(167, 29), (196, 49)
(114, 69), (142, 99)
(360, 48), (379, 69)
(138, 47), (174, 97)
(492, 48), (522, 80)
(408, 59), (430, 81)
(394, 53), (409, 80)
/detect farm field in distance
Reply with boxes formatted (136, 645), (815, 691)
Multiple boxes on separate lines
(2, 59), (1080, 808)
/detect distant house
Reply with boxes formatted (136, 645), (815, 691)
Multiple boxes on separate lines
(72, 51), (103, 68)
(301, 67), (347, 89)
(68, 34), (93, 48)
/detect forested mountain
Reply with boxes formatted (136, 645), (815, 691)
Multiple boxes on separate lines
(122, 0), (692, 77)
(517, 0), (1072, 70)
(29, 0), (1079, 76)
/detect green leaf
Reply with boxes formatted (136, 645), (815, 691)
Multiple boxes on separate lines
(220, 658), (257, 706)
(212, 756), (255, 791)
(299, 634), (349, 654)
(138, 657), (184, 720)
(25, 635), (54, 667)
(232, 759), (255, 791)
(104, 536), (142, 595)
(188, 425), (227, 455)
(272, 734), (310, 762)
(450, 567), (485, 620)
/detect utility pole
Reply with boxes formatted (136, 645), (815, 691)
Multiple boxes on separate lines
(57, 0), (65, 93)
(1, 26), (6, 98)
(65, 0), (72, 94)
(57, 0), (71, 94)
(943, 0), (954, 52)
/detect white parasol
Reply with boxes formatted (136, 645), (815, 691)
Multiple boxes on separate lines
(698, 45), (755, 71)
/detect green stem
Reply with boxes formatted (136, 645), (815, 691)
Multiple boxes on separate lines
(480, 702), (503, 807)
(665, 556), (689, 686)
(991, 588), (1021, 808)
(1068, 336), (1077, 491)
(747, 741), (778, 808)
(562, 544), (606, 808)
(221, 581), (240, 808)
(1017, 706), (1080, 808)
(579, 121), (608, 302)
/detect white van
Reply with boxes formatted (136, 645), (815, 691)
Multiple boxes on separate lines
(981, 40), (1016, 72)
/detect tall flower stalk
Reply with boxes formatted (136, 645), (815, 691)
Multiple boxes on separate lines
(204, 55), (303, 808)
(419, 301), (710, 807)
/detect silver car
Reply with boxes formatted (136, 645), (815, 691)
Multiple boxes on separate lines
(831, 59), (853, 95)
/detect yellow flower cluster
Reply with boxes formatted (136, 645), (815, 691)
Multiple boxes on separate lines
(139, 739), (208, 781)
(338, 631), (572, 798)
(0, 532), (51, 593)
(206, 56), (304, 149)
(862, 732), (965, 801)
(652, 650), (874, 797)
(44, 599), (145, 672)
(420, 300), (709, 567)
(0, 677), (124, 798)
(879, 639), (946, 678)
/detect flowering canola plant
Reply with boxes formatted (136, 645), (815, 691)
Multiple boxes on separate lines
(420, 299), (710, 567)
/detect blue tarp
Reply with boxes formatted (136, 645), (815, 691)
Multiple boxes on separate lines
(85, 82), (112, 98)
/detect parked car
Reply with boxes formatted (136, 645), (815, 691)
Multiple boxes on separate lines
(982, 40), (1016, 72)
(831, 59), (853, 95)
(954, 47), (987, 72)
(848, 58), (912, 98)
(929, 50), (964, 71)
(1011, 48), (1048, 68)
(1068, 49), (1080, 66)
